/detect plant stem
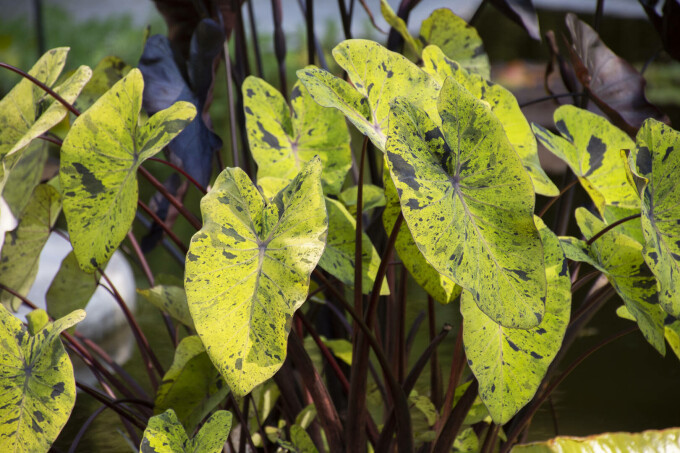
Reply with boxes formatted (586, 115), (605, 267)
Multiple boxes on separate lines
(538, 179), (579, 218)
(469, 0), (488, 25)
(438, 320), (464, 430)
(431, 379), (478, 452)
(0, 62), (81, 116)
(147, 158), (207, 194)
(137, 200), (189, 254)
(228, 393), (259, 453)
(501, 325), (638, 452)
(480, 423), (500, 453)
(520, 92), (586, 108)
(427, 296), (442, 408)
(137, 166), (202, 230)
(271, 0), (288, 99)
(223, 38), (242, 170)
(586, 214), (641, 245)
(75, 383), (147, 430)
(594, 0), (605, 32)
(337, 0), (353, 38)
(570, 269), (601, 293)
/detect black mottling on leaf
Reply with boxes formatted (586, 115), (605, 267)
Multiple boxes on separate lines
(506, 338), (520, 352)
(636, 146), (652, 175)
(530, 351), (543, 359)
(585, 135), (606, 176)
(72, 162), (106, 196)
(662, 146), (674, 162)
(51, 381), (65, 398)
(257, 121), (281, 150)
(556, 119), (573, 142)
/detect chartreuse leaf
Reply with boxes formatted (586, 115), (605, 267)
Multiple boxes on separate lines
(339, 184), (386, 215)
(243, 77), (351, 197)
(462, 216), (570, 424)
(629, 119), (680, 318)
(380, 0), (422, 55)
(61, 68), (196, 272)
(0, 308), (85, 453)
(576, 208), (666, 354)
(558, 237), (607, 273)
(0, 48), (92, 158)
(0, 184), (61, 311)
(383, 172), (460, 304)
(602, 204), (644, 245)
(533, 105), (638, 212)
(137, 285), (194, 329)
(46, 251), (99, 321)
(140, 409), (232, 453)
(422, 45), (558, 196)
(385, 78), (546, 328)
(617, 306), (680, 361)
(288, 425), (318, 453)
(3, 141), (48, 218)
(184, 158), (327, 396)
(74, 56), (131, 112)
(419, 9), (490, 79)
(318, 198), (387, 295)
(154, 336), (228, 432)
(513, 427), (680, 452)
(297, 39), (439, 150)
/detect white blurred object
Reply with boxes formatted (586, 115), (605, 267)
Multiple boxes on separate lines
(2, 196), (137, 382)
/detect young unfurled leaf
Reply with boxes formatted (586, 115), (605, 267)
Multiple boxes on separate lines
(422, 45), (558, 196)
(380, 0), (422, 55)
(383, 172), (460, 305)
(576, 208), (666, 354)
(137, 285), (195, 329)
(318, 198), (388, 295)
(243, 77), (351, 197)
(140, 409), (232, 453)
(184, 158), (327, 396)
(60, 68), (196, 272)
(0, 48), (91, 158)
(385, 79), (546, 329)
(419, 9), (490, 79)
(629, 119), (680, 318)
(0, 184), (61, 311)
(0, 308), (85, 453)
(154, 336), (228, 432)
(533, 105), (638, 212)
(297, 39), (439, 150)
(565, 13), (669, 136)
(463, 216), (570, 424)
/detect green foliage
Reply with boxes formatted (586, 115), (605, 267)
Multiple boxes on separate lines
(140, 409), (232, 453)
(137, 285), (194, 330)
(514, 427), (680, 452)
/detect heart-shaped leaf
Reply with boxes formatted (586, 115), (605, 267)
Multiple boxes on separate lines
(154, 336), (228, 432)
(422, 45), (558, 196)
(140, 409), (232, 453)
(419, 9), (490, 79)
(318, 197), (388, 295)
(629, 119), (680, 318)
(565, 13), (669, 136)
(74, 56), (131, 112)
(576, 208), (666, 354)
(383, 172), (460, 305)
(138, 285), (194, 329)
(385, 78), (546, 329)
(297, 39), (439, 150)
(243, 76), (351, 197)
(0, 184), (61, 311)
(0, 308), (85, 453)
(184, 158), (327, 395)
(533, 105), (638, 212)
(463, 216), (570, 424)
(60, 68), (196, 272)
(0, 48), (91, 158)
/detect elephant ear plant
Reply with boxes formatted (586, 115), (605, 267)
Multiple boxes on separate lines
(0, 4), (679, 453)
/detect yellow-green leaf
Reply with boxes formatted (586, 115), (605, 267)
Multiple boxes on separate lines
(462, 216), (570, 424)
(184, 158), (327, 396)
(61, 68), (196, 272)
(243, 77), (351, 197)
(320, 336), (353, 365)
(419, 9), (490, 79)
(533, 105), (638, 212)
(617, 305), (680, 362)
(422, 45), (558, 196)
(380, 0), (422, 55)
(140, 409), (232, 453)
(74, 56), (131, 112)
(0, 184), (61, 311)
(289, 425), (319, 453)
(46, 251), (99, 321)
(0, 308), (85, 453)
(137, 285), (194, 329)
(385, 79), (546, 328)
(0, 48), (91, 158)
(3, 141), (48, 218)
(513, 427), (680, 452)
(338, 184), (386, 216)
(318, 197), (388, 295)
(154, 336), (228, 432)
(576, 208), (666, 354)
(629, 119), (680, 318)
(297, 39), (439, 150)
(558, 236), (607, 273)
(383, 171), (460, 304)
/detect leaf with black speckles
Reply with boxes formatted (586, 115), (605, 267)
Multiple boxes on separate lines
(137, 285), (194, 330)
(576, 208), (666, 354)
(533, 105), (638, 213)
(243, 77), (351, 197)
(386, 78), (546, 328)
(140, 409), (232, 453)
(629, 119), (680, 318)
(0, 184), (61, 311)
(513, 427), (680, 452)
(184, 158), (327, 396)
(462, 216), (570, 424)
(60, 69), (195, 273)
(297, 39), (439, 150)
(0, 308), (84, 452)
(423, 45), (557, 196)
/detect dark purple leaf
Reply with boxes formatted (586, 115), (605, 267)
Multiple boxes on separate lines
(639, 0), (680, 62)
(566, 13), (670, 136)
(488, 0), (540, 40)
